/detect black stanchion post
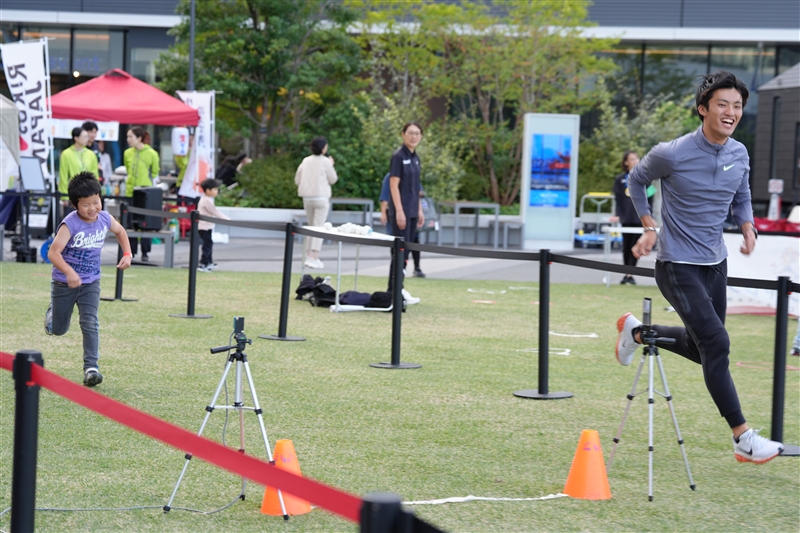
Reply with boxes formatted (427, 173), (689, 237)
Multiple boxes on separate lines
(260, 223), (305, 341)
(170, 210), (212, 319)
(514, 249), (572, 400)
(100, 242), (138, 302)
(371, 237), (420, 369)
(771, 276), (799, 455)
(11, 350), (44, 533)
(360, 492), (407, 533)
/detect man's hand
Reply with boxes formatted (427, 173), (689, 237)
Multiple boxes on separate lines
(632, 231), (658, 259)
(396, 210), (406, 230)
(417, 210), (425, 229)
(740, 226), (756, 255)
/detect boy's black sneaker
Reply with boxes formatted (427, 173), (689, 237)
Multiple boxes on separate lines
(413, 269), (426, 278)
(83, 368), (103, 387)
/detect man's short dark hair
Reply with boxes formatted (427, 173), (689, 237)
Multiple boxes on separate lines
(310, 136), (327, 156)
(200, 178), (221, 191)
(68, 171), (101, 206)
(695, 71), (749, 121)
(81, 121), (98, 131)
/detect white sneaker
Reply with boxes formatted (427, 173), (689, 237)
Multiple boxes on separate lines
(314, 258), (324, 269)
(733, 428), (784, 464)
(615, 312), (641, 366)
(304, 258), (321, 269)
(401, 288), (420, 305)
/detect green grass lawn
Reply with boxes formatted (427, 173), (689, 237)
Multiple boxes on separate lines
(1, 262), (798, 532)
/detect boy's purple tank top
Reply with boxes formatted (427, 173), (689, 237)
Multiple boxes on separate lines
(52, 211), (112, 285)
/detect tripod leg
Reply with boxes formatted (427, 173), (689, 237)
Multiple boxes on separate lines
(242, 360), (290, 520)
(608, 353), (646, 470)
(234, 360), (248, 501)
(655, 353), (696, 491)
(164, 358), (235, 512)
(648, 347), (655, 501)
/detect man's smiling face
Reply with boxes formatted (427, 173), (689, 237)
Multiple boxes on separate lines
(698, 87), (743, 144)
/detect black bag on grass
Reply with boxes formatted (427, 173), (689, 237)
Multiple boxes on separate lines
(296, 274), (321, 301)
(309, 282), (337, 307)
(364, 291), (392, 309)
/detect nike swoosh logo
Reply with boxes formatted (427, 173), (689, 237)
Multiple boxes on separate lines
(723, 164), (736, 171)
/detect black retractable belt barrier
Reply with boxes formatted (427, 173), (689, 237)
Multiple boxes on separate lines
(11, 350), (43, 533)
(371, 237), (420, 369)
(260, 223), (305, 341)
(772, 276), (799, 456)
(170, 210), (211, 319)
(360, 492), (446, 533)
(514, 249), (573, 400)
(101, 205), (138, 302)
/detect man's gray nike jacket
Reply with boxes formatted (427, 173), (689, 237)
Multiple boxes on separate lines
(628, 126), (754, 264)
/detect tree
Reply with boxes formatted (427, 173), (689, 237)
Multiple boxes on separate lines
(157, 0), (362, 158)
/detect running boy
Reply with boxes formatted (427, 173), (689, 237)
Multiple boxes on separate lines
(197, 178), (230, 272)
(46, 172), (132, 386)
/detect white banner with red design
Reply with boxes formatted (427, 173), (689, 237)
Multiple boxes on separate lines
(0, 38), (53, 182)
(176, 90), (215, 198)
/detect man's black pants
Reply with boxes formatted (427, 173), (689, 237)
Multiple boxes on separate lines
(652, 259), (745, 428)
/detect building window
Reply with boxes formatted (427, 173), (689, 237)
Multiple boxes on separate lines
(20, 27), (71, 74)
(643, 45), (709, 101)
(794, 122), (800, 191)
(130, 48), (167, 84)
(0, 23), (20, 43)
(770, 97), (781, 180)
(72, 30), (124, 78)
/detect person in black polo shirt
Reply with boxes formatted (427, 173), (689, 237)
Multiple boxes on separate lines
(387, 122), (425, 304)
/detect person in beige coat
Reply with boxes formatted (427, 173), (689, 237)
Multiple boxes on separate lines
(295, 136), (338, 268)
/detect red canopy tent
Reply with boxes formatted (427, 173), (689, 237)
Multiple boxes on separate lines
(50, 69), (199, 126)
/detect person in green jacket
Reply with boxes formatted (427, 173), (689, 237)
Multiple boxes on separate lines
(124, 126), (160, 261)
(59, 127), (99, 209)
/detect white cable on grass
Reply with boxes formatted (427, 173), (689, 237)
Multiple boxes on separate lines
(467, 288), (507, 294)
(404, 493), (568, 506)
(549, 331), (598, 338)
(514, 348), (571, 356)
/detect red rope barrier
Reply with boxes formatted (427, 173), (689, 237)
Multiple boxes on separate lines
(0, 351), (361, 522)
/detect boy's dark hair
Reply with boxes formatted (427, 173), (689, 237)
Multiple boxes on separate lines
(71, 127), (83, 142)
(695, 70), (748, 121)
(200, 178), (221, 191)
(81, 121), (98, 131)
(68, 171), (101, 206)
(310, 136), (327, 156)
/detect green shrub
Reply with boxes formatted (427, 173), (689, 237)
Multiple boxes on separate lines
(216, 155), (302, 208)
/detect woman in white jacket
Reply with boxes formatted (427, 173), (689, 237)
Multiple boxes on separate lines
(295, 136), (338, 268)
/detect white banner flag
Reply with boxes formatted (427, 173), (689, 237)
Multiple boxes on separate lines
(176, 90), (215, 198)
(0, 39), (53, 176)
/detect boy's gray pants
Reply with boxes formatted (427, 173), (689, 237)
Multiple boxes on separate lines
(48, 280), (101, 371)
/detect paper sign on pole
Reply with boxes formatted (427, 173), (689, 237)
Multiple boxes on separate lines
(0, 38), (53, 177)
(176, 91), (215, 198)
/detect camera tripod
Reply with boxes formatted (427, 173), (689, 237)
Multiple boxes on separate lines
(163, 320), (289, 519)
(607, 298), (696, 501)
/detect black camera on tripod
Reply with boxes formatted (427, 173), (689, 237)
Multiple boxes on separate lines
(210, 316), (252, 354)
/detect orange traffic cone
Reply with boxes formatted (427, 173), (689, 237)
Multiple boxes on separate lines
(563, 429), (612, 500)
(261, 439), (312, 516)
